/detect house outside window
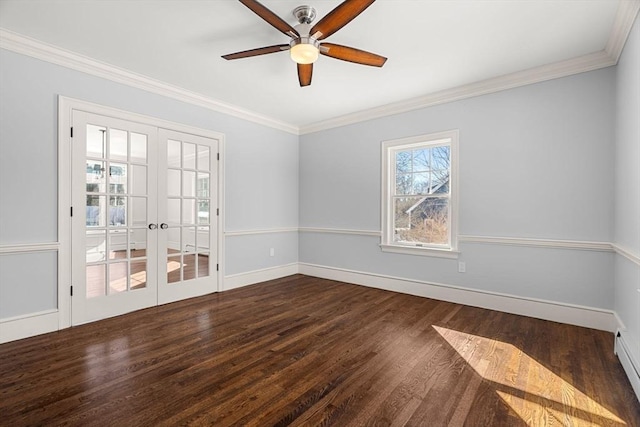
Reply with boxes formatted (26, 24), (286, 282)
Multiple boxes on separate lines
(381, 130), (459, 258)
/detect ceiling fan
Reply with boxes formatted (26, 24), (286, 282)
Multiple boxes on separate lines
(222, 0), (387, 87)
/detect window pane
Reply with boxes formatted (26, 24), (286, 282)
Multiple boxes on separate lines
(394, 197), (449, 245)
(86, 264), (106, 298)
(413, 148), (430, 172)
(432, 169), (449, 193)
(184, 226), (196, 253)
(396, 173), (412, 195)
(130, 197), (147, 227)
(86, 195), (106, 227)
(130, 228), (147, 258)
(432, 146), (450, 169)
(184, 143), (196, 169)
(197, 226), (210, 252)
(109, 196), (126, 226)
(86, 230), (106, 263)
(198, 145), (210, 171)
(183, 171), (196, 197)
(109, 262), (128, 294)
(130, 260), (147, 290)
(197, 173), (210, 198)
(109, 164), (127, 194)
(183, 254), (196, 281)
(168, 140), (181, 168)
(130, 133), (147, 163)
(167, 255), (182, 284)
(131, 165), (147, 196)
(413, 172), (430, 195)
(198, 253), (210, 278)
(86, 160), (106, 193)
(168, 198), (180, 224)
(108, 230), (128, 259)
(198, 200), (210, 225)
(86, 125), (106, 158)
(167, 169), (181, 197)
(182, 199), (196, 225)
(395, 151), (411, 173)
(109, 129), (128, 161)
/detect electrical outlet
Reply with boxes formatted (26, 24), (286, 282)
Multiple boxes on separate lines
(269, 248), (275, 257)
(458, 261), (466, 273)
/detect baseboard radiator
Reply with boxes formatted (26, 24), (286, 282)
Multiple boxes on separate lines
(615, 331), (640, 401)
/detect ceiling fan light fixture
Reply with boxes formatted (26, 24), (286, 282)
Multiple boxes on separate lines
(290, 42), (319, 64)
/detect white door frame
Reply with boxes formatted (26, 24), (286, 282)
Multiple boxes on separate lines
(58, 96), (225, 329)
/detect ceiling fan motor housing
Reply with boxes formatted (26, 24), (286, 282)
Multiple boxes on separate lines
(293, 5), (317, 24)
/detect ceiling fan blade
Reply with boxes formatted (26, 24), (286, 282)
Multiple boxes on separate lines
(298, 63), (313, 87)
(239, 0), (300, 39)
(222, 44), (289, 60)
(320, 43), (387, 67)
(310, 0), (376, 40)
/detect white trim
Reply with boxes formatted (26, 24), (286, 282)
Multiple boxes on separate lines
(3, 3), (638, 138)
(60, 97), (225, 141)
(299, 227), (380, 237)
(225, 227), (298, 237)
(298, 262), (616, 332)
(0, 243), (59, 254)
(605, 0), (640, 63)
(381, 130), (459, 256)
(615, 311), (628, 332)
(223, 263), (299, 291)
(299, 51), (616, 134)
(0, 310), (59, 344)
(458, 235), (614, 252)
(0, 29), (298, 135)
(217, 139), (226, 292)
(58, 96), (226, 323)
(615, 332), (640, 401)
(612, 243), (640, 266)
(379, 244), (460, 259)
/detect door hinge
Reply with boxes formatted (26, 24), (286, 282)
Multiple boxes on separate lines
(70, 206), (73, 217)
(216, 208), (219, 216)
(216, 264), (219, 271)
(70, 127), (73, 138)
(70, 286), (73, 296)
(217, 153), (220, 161)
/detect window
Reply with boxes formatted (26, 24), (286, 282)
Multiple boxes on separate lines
(381, 130), (458, 257)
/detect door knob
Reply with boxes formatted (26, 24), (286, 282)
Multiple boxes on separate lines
(160, 223), (169, 230)
(148, 223), (158, 230)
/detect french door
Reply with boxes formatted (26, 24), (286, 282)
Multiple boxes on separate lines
(71, 111), (218, 325)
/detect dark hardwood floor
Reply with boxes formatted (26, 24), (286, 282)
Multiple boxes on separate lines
(1, 274), (638, 426)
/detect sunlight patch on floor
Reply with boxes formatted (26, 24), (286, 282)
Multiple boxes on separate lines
(433, 325), (626, 426)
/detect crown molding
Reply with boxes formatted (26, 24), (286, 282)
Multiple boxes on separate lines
(0, 29), (299, 135)
(3, 0), (638, 138)
(299, 50), (616, 134)
(606, 0), (640, 62)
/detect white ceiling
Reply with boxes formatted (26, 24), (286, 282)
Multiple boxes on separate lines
(0, 0), (625, 129)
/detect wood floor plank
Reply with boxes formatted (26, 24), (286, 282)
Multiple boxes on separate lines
(1, 274), (638, 426)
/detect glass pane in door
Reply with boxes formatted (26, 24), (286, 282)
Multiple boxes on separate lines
(83, 123), (151, 299)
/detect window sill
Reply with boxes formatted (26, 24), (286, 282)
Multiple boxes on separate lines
(379, 244), (460, 259)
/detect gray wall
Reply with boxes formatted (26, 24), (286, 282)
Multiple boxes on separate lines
(614, 14), (640, 363)
(0, 49), (299, 318)
(299, 67), (616, 309)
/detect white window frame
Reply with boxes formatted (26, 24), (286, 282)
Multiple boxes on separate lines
(380, 130), (459, 258)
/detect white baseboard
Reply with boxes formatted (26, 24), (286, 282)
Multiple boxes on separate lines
(615, 331), (640, 401)
(223, 263), (299, 291)
(298, 263), (616, 332)
(0, 310), (59, 344)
